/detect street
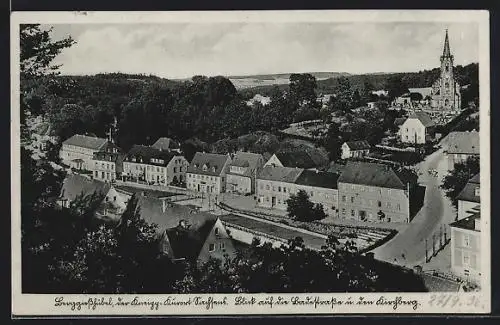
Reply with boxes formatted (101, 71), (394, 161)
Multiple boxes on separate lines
(371, 147), (456, 267)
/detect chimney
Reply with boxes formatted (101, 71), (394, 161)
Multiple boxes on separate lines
(474, 218), (481, 231)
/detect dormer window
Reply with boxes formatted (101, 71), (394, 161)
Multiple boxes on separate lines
(475, 186), (480, 197)
(212, 166), (216, 172)
(132, 157), (136, 162)
(202, 164), (208, 171)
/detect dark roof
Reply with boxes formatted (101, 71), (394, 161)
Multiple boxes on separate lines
(62, 134), (108, 150)
(445, 131), (480, 155)
(406, 111), (436, 128)
(59, 174), (110, 202)
(187, 152), (230, 176)
(457, 173), (480, 203)
(394, 117), (406, 126)
(326, 162), (345, 174)
(151, 137), (180, 151)
(294, 170), (339, 189)
(257, 165), (303, 183)
(345, 140), (371, 150)
(450, 212), (480, 232)
(338, 161), (406, 189)
(93, 151), (124, 162)
(164, 221), (216, 260)
(275, 151), (316, 169)
(125, 145), (176, 167)
(228, 151), (264, 176)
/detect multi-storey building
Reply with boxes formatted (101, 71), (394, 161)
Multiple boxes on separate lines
(225, 151), (265, 195)
(123, 145), (189, 186)
(337, 161), (411, 223)
(256, 166), (339, 217)
(91, 144), (124, 182)
(450, 211), (481, 285)
(186, 152), (231, 194)
(59, 134), (111, 170)
(444, 131), (480, 170)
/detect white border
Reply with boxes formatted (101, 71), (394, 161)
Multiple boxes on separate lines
(11, 10), (491, 316)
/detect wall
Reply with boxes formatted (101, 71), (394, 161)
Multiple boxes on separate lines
(186, 173), (223, 194)
(59, 144), (99, 170)
(197, 219), (237, 265)
(166, 156), (189, 184)
(400, 119), (426, 144)
(226, 174), (252, 194)
(451, 227), (481, 285)
(338, 182), (409, 223)
(223, 223), (286, 248)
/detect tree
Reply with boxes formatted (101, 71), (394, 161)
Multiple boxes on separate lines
(286, 190), (326, 222)
(385, 75), (409, 101)
(332, 76), (352, 113)
(441, 156), (480, 209)
(323, 121), (342, 161)
(289, 73), (318, 107)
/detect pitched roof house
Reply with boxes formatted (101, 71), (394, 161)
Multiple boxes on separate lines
(257, 165), (304, 184)
(264, 151), (316, 169)
(151, 137), (181, 152)
(187, 152), (231, 177)
(400, 111), (436, 144)
(125, 145), (177, 167)
(134, 195), (236, 264)
(338, 161), (407, 190)
(445, 131), (480, 155)
(62, 134), (109, 151)
(341, 140), (371, 160)
(226, 151), (265, 194)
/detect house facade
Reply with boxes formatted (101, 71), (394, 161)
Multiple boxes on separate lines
(256, 166), (339, 217)
(399, 111), (436, 144)
(337, 162), (410, 223)
(59, 134), (110, 170)
(186, 152), (231, 194)
(444, 131), (480, 170)
(225, 151), (265, 195)
(91, 144), (124, 182)
(341, 141), (371, 160)
(123, 145), (188, 186)
(450, 212), (481, 285)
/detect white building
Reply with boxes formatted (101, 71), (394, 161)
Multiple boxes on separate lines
(399, 111), (436, 144)
(186, 152), (232, 194)
(59, 134), (110, 170)
(225, 151), (265, 195)
(123, 145), (189, 186)
(341, 140), (371, 160)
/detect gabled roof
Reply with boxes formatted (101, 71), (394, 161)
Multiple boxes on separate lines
(187, 152), (230, 176)
(445, 131), (480, 155)
(457, 173), (480, 203)
(228, 151), (264, 176)
(450, 212), (480, 232)
(164, 221), (217, 260)
(125, 145), (176, 167)
(59, 174), (111, 202)
(274, 151), (316, 169)
(406, 111), (436, 128)
(62, 134), (108, 150)
(151, 137), (180, 151)
(345, 140), (371, 151)
(257, 165), (303, 183)
(338, 161), (406, 190)
(294, 170), (339, 189)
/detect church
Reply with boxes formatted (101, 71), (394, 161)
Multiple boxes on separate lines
(430, 29), (462, 111)
(392, 30), (462, 113)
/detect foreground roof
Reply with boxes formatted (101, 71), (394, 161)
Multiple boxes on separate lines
(294, 170), (339, 189)
(187, 152), (230, 176)
(445, 131), (480, 155)
(59, 174), (110, 201)
(62, 134), (108, 150)
(257, 165), (303, 183)
(338, 161), (406, 190)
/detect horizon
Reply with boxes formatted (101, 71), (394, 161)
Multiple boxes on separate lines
(46, 22), (479, 79)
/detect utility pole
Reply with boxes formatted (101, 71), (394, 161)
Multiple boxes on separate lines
(425, 238), (428, 263)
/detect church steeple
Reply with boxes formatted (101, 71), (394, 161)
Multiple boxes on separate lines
(441, 29), (452, 58)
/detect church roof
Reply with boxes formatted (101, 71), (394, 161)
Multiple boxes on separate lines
(442, 29), (452, 57)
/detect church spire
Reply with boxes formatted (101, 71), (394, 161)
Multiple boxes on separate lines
(442, 29), (451, 57)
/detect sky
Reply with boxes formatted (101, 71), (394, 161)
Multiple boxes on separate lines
(46, 22), (479, 79)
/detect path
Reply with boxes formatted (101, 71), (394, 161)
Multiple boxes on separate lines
(371, 147), (455, 266)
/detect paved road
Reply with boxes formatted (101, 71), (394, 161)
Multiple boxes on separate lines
(371, 147), (455, 267)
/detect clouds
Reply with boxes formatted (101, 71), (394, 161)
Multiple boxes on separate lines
(49, 22), (479, 78)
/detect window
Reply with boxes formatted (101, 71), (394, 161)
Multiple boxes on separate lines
(278, 186), (281, 192)
(350, 197), (354, 203)
(378, 201), (382, 207)
(208, 244), (215, 252)
(283, 187), (287, 193)
(463, 252), (470, 267)
(156, 167), (160, 172)
(397, 203), (401, 211)
(463, 234), (470, 247)
(342, 208), (346, 215)
(387, 202), (392, 208)
(113, 196), (116, 201)
(342, 195), (346, 202)
(266, 185), (270, 190)
(220, 243), (225, 249)
(351, 209), (355, 217)
(174, 167), (177, 173)
(214, 228), (219, 236)
(272, 186), (276, 191)
(310, 191), (314, 197)
(475, 186), (480, 197)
